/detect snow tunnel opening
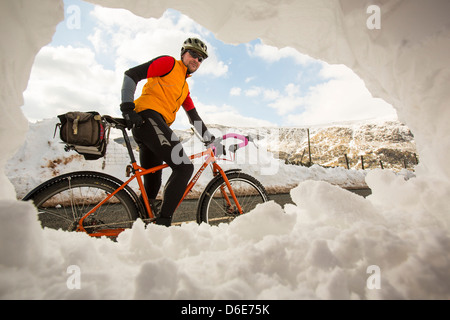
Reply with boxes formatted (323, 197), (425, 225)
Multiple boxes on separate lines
(22, 1), (422, 175)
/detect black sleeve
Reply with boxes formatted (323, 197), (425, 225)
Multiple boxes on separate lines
(124, 61), (152, 84)
(186, 108), (213, 141)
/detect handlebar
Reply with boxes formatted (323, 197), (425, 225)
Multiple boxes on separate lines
(221, 133), (249, 153)
(103, 115), (127, 128)
(205, 132), (251, 157)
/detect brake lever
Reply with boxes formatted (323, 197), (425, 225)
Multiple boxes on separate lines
(247, 134), (259, 149)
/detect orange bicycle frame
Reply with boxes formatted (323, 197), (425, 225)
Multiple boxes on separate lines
(76, 146), (243, 236)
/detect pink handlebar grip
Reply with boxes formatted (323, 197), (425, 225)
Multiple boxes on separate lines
(222, 133), (249, 148)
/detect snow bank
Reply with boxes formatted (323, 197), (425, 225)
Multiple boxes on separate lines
(2, 178), (448, 299)
(1, 0), (449, 300)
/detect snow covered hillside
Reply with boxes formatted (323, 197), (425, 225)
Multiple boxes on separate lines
(207, 118), (417, 172)
(1, 0), (449, 300)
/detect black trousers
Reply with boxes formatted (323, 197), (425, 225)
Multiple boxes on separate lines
(132, 109), (194, 220)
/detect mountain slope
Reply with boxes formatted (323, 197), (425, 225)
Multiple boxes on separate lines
(207, 119), (417, 172)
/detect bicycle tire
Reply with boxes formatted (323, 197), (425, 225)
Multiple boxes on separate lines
(197, 171), (269, 225)
(25, 172), (139, 235)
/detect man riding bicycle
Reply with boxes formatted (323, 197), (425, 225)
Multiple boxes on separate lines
(120, 37), (214, 227)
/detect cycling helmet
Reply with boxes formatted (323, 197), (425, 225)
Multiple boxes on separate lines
(181, 37), (208, 59)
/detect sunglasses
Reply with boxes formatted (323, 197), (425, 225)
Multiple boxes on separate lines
(187, 50), (205, 62)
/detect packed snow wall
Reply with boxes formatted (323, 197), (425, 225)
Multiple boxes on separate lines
(1, 0), (449, 300)
(0, 0), (64, 200)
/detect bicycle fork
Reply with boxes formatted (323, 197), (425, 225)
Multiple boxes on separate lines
(215, 168), (243, 215)
(179, 149), (244, 215)
(208, 159), (244, 216)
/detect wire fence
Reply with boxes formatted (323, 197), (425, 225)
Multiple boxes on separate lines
(281, 128), (418, 172)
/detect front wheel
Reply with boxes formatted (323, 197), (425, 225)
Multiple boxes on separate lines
(197, 171), (269, 225)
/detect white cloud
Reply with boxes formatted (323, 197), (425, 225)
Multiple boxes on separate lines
(23, 45), (121, 122)
(245, 76), (256, 83)
(246, 42), (316, 65)
(244, 41), (396, 126)
(89, 7), (228, 77)
(244, 86), (263, 97)
(176, 102), (275, 128)
(284, 64), (397, 126)
(284, 83), (300, 96)
(230, 87), (242, 96)
(263, 89), (279, 101)
(268, 84), (304, 116)
(198, 56), (229, 78)
(240, 62), (397, 126)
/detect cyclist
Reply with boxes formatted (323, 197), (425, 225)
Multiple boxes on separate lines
(120, 37), (214, 227)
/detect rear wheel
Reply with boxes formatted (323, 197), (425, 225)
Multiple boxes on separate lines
(197, 172), (269, 225)
(25, 173), (139, 235)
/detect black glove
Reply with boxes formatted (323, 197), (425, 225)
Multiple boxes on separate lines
(206, 137), (226, 157)
(203, 133), (215, 147)
(120, 102), (144, 129)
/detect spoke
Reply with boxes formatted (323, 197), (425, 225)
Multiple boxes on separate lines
(37, 208), (75, 224)
(202, 175), (268, 226)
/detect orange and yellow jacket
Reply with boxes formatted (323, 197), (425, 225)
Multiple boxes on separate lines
(123, 55), (196, 126)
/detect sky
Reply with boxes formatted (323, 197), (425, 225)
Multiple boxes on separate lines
(22, 0), (398, 130)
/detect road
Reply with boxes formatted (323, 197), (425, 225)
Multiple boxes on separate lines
(172, 187), (372, 224)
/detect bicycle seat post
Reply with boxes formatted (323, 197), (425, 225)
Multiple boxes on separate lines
(121, 127), (137, 164)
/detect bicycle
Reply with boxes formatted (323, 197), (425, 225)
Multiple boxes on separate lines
(23, 115), (269, 238)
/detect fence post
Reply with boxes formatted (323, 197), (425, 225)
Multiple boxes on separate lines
(307, 128), (312, 165)
(344, 154), (350, 169)
(361, 155), (365, 170)
(300, 149), (306, 165)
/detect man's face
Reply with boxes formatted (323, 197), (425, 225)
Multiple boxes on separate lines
(182, 50), (203, 74)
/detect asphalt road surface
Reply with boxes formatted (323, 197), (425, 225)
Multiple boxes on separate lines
(172, 187), (372, 224)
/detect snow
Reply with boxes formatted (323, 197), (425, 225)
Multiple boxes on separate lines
(1, 0), (449, 300)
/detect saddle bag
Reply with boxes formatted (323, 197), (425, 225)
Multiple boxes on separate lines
(55, 111), (109, 160)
